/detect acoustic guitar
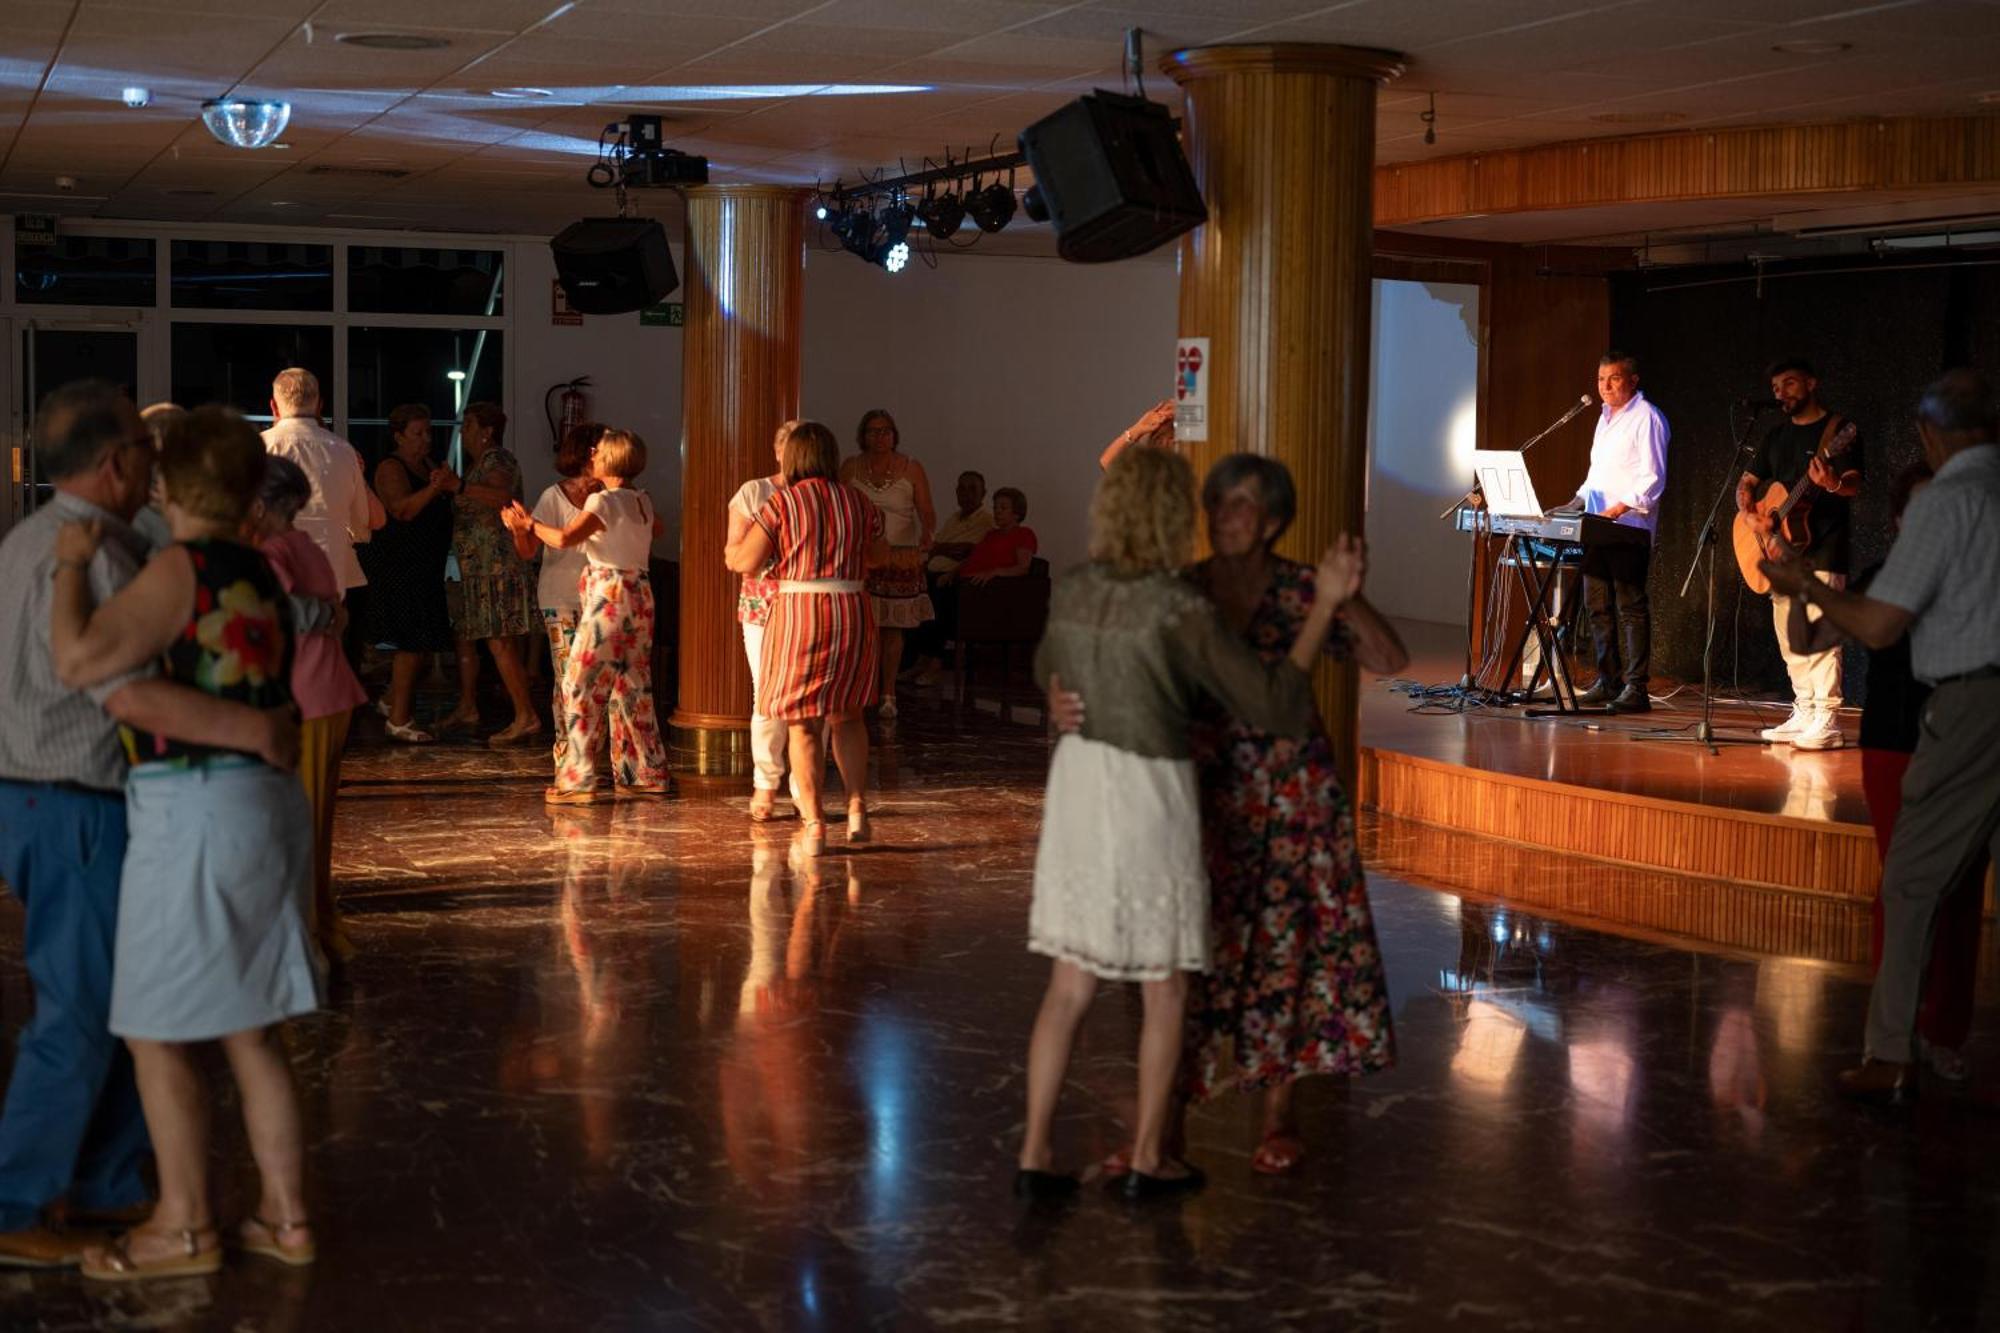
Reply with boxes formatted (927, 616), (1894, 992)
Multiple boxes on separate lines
(1732, 419), (1858, 594)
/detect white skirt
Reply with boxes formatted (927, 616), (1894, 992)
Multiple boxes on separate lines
(1030, 735), (1210, 981)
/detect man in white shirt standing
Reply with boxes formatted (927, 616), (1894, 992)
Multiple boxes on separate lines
(1571, 351), (1670, 713)
(260, 368), (383, 601)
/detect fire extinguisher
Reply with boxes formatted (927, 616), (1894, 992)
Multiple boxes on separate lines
(546, 376), (592, 445)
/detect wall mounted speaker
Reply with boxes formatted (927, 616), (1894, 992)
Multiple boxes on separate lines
(1018, 91), (1207, 263)
(550, 217), (677, 315)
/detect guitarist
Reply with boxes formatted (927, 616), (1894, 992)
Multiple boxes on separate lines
(1735, 358), (1864, 751)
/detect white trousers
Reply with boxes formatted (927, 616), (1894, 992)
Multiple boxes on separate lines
(741, 621), (791, 793)
(1771, 569), (1845, 712)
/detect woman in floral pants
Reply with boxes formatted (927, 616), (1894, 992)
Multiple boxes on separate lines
(503, 429), (670, 802)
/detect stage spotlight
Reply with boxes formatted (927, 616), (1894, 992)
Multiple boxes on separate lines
(966, 179), (1015, 233)
(832, 207), (877, 260)
(883, 241), (911, 273)
(919, 189), (965, 237)
(878, 199), (914, 248)
(815, 200), (829, 221)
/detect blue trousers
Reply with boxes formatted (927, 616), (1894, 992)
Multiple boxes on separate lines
(0, 781), (150, 1230)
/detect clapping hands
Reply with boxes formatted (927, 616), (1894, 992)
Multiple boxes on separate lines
(1315, 534), (1366, 606)
(500, 501), (533, 534)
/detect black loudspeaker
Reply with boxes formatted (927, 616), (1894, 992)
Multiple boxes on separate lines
(1018, 91), (1207, 263)
(550, 217), (677, 315)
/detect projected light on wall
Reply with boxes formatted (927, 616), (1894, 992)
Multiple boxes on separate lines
(1448, 395), (1479, 474)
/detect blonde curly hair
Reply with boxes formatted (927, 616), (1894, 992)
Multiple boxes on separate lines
(1088, 444), (1195, 575)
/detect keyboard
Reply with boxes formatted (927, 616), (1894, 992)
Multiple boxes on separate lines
(1453, 509), (1649, 547)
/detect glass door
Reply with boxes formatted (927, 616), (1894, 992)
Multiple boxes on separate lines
(16, 321), (140, 522)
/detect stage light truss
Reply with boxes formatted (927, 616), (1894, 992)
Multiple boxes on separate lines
(814, 147), (1027, 272)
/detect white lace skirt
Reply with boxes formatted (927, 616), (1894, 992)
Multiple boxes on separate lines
(1030, 735), (1210, 981)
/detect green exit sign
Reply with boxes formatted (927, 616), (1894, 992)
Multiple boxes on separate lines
(640, 302), (684, 327)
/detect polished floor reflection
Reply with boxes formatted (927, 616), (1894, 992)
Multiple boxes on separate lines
(2, 701), (1995, 1330)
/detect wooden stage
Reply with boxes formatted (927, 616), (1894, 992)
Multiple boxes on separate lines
(1354, 631), (1880, 902)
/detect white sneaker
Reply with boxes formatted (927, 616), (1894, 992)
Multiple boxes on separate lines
(1920, 1038), (1971, 1084)
(1759, 706), (1808, 743)
(1789, 709), (1845, 751)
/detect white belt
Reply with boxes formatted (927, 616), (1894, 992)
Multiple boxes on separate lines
(778, 579), (864, 594)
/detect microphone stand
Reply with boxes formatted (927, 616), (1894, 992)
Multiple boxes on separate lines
(1437, 394), (1595, 700)
(1635, 400), (1772, 754)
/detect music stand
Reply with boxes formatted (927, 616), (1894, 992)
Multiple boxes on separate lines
(1633, 402), (1769, 754)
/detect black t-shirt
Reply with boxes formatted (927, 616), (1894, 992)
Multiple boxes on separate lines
(1854, 563), (1929, 753)
(1750, 416), (1864, 572)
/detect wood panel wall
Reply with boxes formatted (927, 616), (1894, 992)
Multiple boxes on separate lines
(1375, 114), (2000, 227)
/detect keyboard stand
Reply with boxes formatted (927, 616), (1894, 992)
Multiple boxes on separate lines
(1491, 534), (1610, 718)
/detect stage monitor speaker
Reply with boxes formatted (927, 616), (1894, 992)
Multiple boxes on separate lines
(1017, 91), (1207, 263)
(550, 217), (677, 315)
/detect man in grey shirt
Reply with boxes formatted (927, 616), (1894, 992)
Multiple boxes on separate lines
(0, 382), (295, 1266)
(1761, 369), (2000, 1103)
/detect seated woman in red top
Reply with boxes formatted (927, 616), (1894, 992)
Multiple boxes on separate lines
(943, 487), (1036, 587)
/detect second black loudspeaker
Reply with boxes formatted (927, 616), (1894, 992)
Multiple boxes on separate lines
(551, 217), (678, 315)
(1019, 91), (1207, 263)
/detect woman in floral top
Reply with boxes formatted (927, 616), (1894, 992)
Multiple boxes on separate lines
(446, 401), (540, 746)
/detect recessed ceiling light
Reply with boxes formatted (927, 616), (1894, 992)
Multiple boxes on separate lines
(121, 86), (151, 109)
(336, 32), (450, 51)
(1771, 40), (1851, 55)
(488, 87), (554, 100)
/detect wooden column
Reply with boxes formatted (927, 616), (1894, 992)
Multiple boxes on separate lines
(671, 184), (810, 773)
(1165, 43), (1405, 783)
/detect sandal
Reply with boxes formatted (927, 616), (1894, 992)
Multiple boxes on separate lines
(799, 820), (826, 857)
(238, 1215), (315, 1267)
(81, 1225), (222, 1282)
(847, 800), (872, 845)
(544, 786), (603, 805)
(1251, 1132), (1306, 1176)
(384, 719), (434, 744)
(748, 790), (777, 822)
(487, 716), (542, 748)
(435, 705), (480, 734)
(614, 782), (671, 798)
(878, 695), (899, 720)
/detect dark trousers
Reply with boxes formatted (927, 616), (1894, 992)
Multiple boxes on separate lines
(913, 573), (959, 662)
(0, 781), (150, 1229)
(1580, 541), (1651, 690)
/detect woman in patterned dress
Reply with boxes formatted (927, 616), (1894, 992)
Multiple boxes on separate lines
(1183, 454), (1407, 1173)
(840, 409), (933, 719)
(726, 421), (887, 856)
(445, 401), (540, 746)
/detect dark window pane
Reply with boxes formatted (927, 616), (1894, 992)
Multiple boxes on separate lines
(14, 235), (156, 306)
(346, 326), (503, 466)
(171, 240), (333, 311)
(171, 323), (334, 420)
(348, 247), (505, 316)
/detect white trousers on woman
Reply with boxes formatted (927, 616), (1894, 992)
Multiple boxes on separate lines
(741, 621), (792, 794)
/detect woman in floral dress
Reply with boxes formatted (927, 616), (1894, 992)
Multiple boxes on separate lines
(447, 401), (540, 745)
(1183, 453), (1408, 1173)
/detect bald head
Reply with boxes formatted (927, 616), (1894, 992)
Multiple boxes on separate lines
(272, 367), (320, 417)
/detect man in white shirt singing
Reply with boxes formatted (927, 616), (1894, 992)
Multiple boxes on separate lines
(1572, 351), (1670, 713)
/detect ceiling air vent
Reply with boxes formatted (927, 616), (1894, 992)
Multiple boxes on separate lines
(304, 164), (414, 180)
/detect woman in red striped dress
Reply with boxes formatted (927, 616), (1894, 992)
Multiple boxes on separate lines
(726, 421), (887, 855)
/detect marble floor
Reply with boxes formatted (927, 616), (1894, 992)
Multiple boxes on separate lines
(2, 692), (1996, 1331)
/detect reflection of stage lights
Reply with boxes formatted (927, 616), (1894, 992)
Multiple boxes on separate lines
(1450, 1000), (1526, 1089)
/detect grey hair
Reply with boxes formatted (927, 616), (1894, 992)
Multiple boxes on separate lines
(1916, 370), (1996, 436)
(272, 367), (320, 413)
(34, 380), (132, 482)
(1201, 452), (1298, 547)
(258, 452), (314, 521)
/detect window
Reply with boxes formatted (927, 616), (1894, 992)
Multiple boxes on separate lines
(14, 236), (157, 307)
(347, 326), (504, 465)
(171, 240), (333, 310)
(171, 323), (335, 421)
(348, 246), (504, 316)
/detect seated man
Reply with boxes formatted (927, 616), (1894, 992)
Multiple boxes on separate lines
(927, 471), (993, 576)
